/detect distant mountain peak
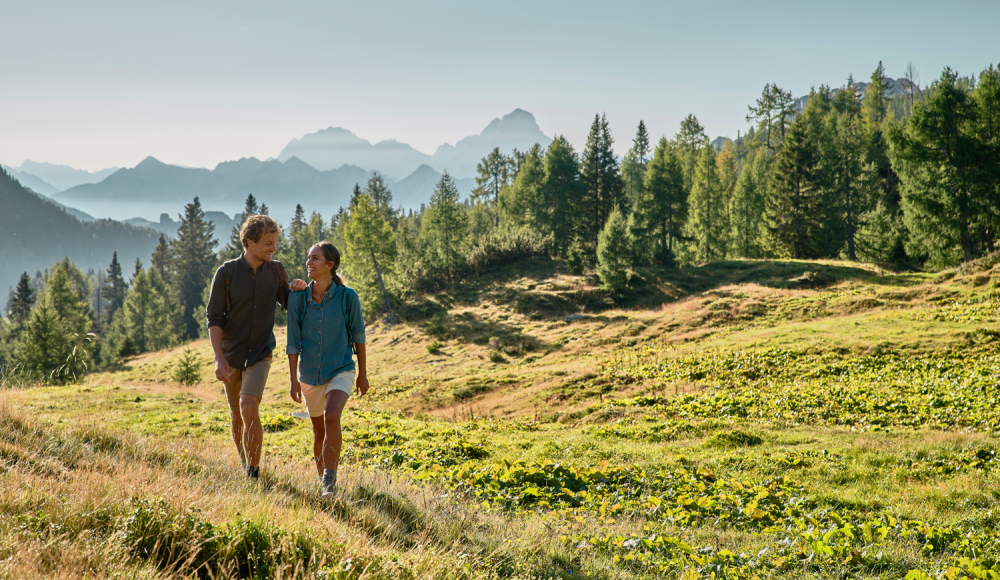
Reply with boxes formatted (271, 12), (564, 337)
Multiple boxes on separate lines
(135, 156), (164, 168)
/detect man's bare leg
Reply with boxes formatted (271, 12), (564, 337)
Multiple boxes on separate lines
(240, 394), (264, 470)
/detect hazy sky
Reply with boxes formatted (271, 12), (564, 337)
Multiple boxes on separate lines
(3, 0), (997, 171)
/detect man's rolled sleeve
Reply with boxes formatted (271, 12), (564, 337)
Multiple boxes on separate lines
(205, 266), (228, 329)
(348, 288), (366, 344)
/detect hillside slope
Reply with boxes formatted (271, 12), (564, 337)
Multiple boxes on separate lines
(4, 257), (1000, 579)
(0, 168), (159, 293)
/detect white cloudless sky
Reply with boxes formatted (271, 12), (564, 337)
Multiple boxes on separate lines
(2, 0), (997, 171)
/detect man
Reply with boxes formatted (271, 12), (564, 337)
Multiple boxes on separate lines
(206, 215), (307, 479)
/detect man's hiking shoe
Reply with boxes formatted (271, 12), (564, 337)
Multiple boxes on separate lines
(321, 469), (337, 498)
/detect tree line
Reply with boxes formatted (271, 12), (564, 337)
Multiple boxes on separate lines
(2, 61), (997, 380)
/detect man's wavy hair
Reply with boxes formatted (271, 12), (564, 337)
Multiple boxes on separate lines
(240, 215), (282, 249)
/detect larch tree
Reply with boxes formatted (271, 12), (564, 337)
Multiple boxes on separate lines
(686, 144), (728, 262)
(471, 147), (510, 227)
(542, 135), (582, 258)
(641, 138), (687, 265)
(344, 194), (396, 315)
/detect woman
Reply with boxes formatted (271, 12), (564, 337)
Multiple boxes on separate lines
(287, 241), (368, 497)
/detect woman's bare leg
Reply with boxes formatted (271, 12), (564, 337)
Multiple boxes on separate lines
(310, 416), (325, 476)
(322, 391), (350, 473)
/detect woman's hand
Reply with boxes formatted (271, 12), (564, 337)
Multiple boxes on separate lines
(355, 374), (370, 397)
(289, 378), (303, 403)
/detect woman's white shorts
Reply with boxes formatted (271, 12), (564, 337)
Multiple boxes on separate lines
(300, 371), (355, 418)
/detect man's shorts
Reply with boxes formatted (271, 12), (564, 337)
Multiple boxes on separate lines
(223, 355), (272, 411)
(300, 371), (355, 418)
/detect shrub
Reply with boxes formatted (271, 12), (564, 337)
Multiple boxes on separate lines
(172, 349), (201, 385)
(426, 340), (442, 355)
(489, 350), (506, 364)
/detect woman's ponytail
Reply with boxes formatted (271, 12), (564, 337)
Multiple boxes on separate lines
(315, 241), (346, 286)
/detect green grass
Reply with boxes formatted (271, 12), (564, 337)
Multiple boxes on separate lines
(4, 256), (1000, 578)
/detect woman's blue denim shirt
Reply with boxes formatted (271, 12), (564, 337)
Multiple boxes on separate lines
(286, 283), (365, 386)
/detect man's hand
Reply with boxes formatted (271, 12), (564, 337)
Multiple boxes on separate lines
(290, 279), (308, 291)
(289, 378), (303, 403)
(355, 374), (370, 397)
(215, 358), (233, 382)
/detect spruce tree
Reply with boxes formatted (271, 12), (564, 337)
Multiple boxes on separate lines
(219, 194), (260, 262)
(151, 234), (171, 282)
(170, 197), (217, 339)
(890, 67), (988, 264)
(18, 265), (92, 382)
(15, 297), (66, 380)
(345, 194), (396, 315)
(597, 206), (632, 295)
(115, 267), (178, 354)
(766, 118), (822, 259)
(542, 135), (582, 257)
(9, 272), (35, 331)
(103, 252), (127, 320)
(580, 114), (624, 255)
(860, 61), (907, 262)
(420, 171), (468, 278)
(687, 144), (728, 262)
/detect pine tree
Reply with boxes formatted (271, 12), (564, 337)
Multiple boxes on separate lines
(687, 144), (728, 262)
(766, 118), (822, 259)
(151, 234), (171, 282)
(642, 139), (688, 265)
(345, 194), (396, 315)
(542, 135), (582, 257)
(103, 252), (127, 320)
(9, 272), (35, 331)
(420, 171), (468, 277)
(746, 83), (796, 151)
(597, 206), (632, 294)
(171, 197), (217, 339)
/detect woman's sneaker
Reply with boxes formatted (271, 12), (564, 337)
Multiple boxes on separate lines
(321, 469), (337, 498)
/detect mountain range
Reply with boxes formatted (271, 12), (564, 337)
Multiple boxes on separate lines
(276, 108), (551, 180)
(0, 168), (160, 297)
(3, 109), (544, 225)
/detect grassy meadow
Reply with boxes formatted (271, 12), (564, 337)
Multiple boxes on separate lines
(3, 256), (1000, 579)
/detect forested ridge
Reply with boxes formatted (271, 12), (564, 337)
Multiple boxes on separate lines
(2, 62), (998, 381)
